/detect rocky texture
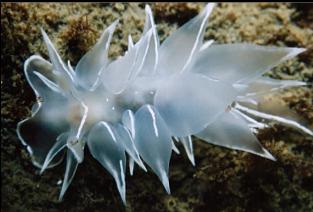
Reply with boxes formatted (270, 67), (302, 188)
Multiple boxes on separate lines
(1, 3), (312, 212)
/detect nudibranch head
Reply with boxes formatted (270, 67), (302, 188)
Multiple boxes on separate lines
(17, 3), (312, 205)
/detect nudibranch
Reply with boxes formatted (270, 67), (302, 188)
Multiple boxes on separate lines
(17, 3), (312, 204)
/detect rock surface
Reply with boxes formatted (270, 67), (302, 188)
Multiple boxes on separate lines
(1, 3), (313, 211)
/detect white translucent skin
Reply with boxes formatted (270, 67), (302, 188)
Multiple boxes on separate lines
(17, 3), (312, 205)
(134, 105), (172, 194)
(154, 73), (238, 137)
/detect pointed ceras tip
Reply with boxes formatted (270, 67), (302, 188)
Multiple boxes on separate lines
(160, 170), (171, 194)
(263, 148), (277, 161)
(285, 47), (306, 60)
(145, 4), (152, 14)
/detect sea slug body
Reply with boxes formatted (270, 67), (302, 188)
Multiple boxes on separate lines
(17, 3), (312, 204)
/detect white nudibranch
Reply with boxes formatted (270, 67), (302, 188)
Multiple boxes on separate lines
(17, 3), (312, 204)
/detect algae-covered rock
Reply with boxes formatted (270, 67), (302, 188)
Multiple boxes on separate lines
(1, 3), (312, 211)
